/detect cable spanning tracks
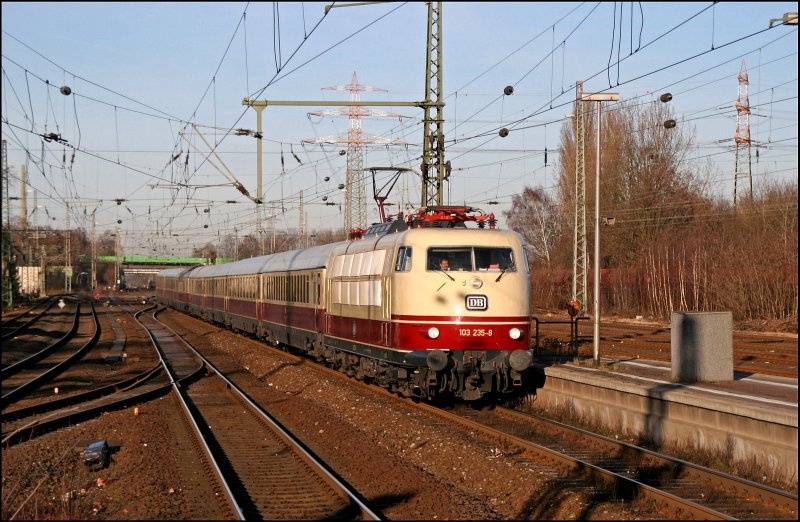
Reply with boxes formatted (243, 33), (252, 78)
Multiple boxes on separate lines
(452, 405), (798, 520)
(146, 307), (378, 520)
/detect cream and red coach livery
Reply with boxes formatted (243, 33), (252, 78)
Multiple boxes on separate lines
(156, 207), (533, 402)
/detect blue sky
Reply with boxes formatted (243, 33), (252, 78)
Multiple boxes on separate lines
(2, 2), (797, 257)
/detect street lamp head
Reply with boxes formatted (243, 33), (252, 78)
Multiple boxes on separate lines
(582, 92), (620, 102)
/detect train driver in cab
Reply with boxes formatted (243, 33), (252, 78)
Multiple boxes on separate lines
(439, 258), (450, 271)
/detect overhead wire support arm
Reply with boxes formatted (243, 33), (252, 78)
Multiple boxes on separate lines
(241, 97), (430, 220)
(324, 1), (385, 14)
(242, 99), (424, 109)
(178, 128), (258, 204)
(247, 1), (447, 211)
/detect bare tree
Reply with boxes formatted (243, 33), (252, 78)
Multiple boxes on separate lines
(191, 242), (217, 262)
(504, 186), (560, 268)
(546, 95), (798, 331)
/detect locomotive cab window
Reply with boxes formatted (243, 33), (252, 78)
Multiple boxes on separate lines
(427, 248), (472, 271)
(427, 247), (516, 272)
(474, 247), (515, 271)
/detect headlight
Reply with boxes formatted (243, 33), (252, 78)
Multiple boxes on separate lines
(470, 277), (483, 289)
(509, 327), (522, 340)
(427, 327), (440, 339)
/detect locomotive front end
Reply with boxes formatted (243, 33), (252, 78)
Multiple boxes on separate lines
(392, 228), (533, 402)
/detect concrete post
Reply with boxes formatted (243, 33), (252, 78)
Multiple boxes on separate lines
(671, 311), (733, 382)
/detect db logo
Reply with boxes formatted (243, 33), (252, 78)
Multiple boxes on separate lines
(465, 295), (488, 311)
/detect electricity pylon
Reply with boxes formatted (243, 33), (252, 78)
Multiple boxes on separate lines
(303, 72), (405, 232)
(733, 59), (753, 206)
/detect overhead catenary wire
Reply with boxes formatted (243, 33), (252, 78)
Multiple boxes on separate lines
(2, 4), (795, 256)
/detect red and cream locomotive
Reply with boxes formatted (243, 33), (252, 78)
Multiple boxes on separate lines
(156, 206), (533, 403)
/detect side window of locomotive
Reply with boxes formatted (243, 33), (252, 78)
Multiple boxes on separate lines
(474, 247), (515, 271)
(395, 247), (412, 272)
(521, 247), (531, 273)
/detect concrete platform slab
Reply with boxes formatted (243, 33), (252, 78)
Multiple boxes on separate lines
(531, 356), (798, 482)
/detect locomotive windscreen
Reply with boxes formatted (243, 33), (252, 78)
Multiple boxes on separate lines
(427, 247), (515, 272)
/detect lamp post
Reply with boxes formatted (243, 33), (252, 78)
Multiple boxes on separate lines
(581, 92), (619, 367)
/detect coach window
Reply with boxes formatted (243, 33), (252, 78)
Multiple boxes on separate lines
(395, 247), (412, 272)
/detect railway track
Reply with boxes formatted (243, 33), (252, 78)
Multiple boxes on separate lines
(144, 308), (377, 520)
(3, 298), (374, 519)
(1, 296), (59, 341)
(1, 302), (98, 409)
(159, 307), (796, 520)
(1, 363), (164, 446)
(161, 306), (797, 520)
(456, 405), (798, 520)
(1, 299), (79, 370)
(1, 304), (168, 445)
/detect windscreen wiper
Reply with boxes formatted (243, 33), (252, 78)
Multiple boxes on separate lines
(436, 268), (455, 281)
(495, 264), (514, 282)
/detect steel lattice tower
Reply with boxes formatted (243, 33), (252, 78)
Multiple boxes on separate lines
(572, 81), (588, 312)
(734, 60), (752, 206)
(303, 72), (405, 232)
(421, 1), (446, 207)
